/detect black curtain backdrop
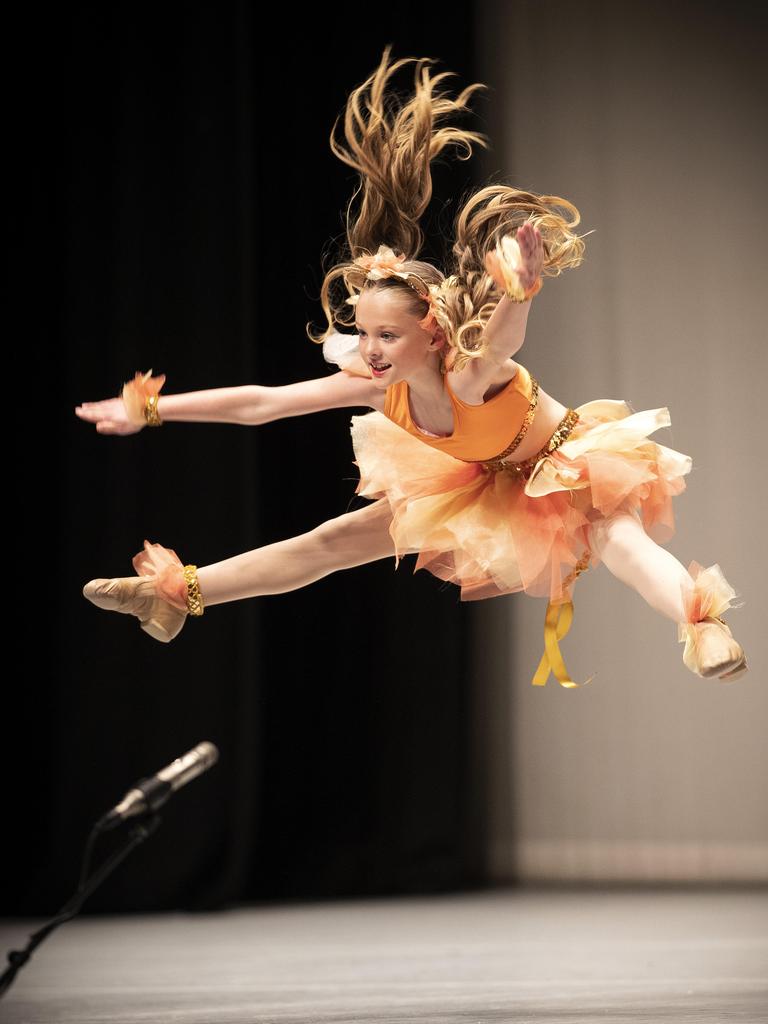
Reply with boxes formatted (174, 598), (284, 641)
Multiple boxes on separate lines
(11, 3), (502, 914)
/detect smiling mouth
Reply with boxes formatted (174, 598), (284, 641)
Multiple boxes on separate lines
(370, 361), (391, 371)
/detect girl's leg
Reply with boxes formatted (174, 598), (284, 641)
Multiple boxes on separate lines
(197, 497), (397, 605)
(586, 509), (691, 622)
(586, 509), (747, 679)
(83, 498), (400, 639)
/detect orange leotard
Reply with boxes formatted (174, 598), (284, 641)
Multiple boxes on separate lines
(383, 363), (539, 463)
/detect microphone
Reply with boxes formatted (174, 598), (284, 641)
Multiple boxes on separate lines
(96, 741), (219, 831)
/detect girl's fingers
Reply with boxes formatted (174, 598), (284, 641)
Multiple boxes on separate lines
(520, 223), (541, 256)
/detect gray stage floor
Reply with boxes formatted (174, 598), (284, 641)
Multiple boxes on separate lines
(1, 886), (767, 1023)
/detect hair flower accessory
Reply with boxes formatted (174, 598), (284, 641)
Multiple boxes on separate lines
(416, 282), (443, 335)
(352, 244), (411, 281)
(346, 244), (444, 335)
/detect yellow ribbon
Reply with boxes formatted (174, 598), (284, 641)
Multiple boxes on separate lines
(532, 598), (595, 688)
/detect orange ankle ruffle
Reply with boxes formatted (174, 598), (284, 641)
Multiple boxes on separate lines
(678, 560), (745, 653)
(132, 540), (188, 613)
(679, 561), (744, 623)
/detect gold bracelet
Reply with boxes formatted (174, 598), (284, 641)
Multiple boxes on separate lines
(144, 394), (163, 426)
(183, 564), (204, 616)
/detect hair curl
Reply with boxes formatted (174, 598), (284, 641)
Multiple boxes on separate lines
(307, 46), (592, 373)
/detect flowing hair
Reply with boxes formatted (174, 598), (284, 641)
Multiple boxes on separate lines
(307, 46), (590, 372)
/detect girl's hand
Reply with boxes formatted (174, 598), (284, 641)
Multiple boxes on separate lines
(74, 396), (144, 435)
(485, 222), (544, 295)
(514, 222), (544, 290)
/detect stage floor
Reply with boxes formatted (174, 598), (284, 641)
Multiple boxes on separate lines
(2, 885), (767, 1023)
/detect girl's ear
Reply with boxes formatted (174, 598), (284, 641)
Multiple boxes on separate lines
(430, 327), (447, 350)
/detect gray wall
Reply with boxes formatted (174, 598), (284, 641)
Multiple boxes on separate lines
(473, 0), (767, 882)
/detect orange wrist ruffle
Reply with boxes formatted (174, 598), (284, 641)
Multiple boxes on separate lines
(485, 234), (543, 302)
(121, 370), (166, 428)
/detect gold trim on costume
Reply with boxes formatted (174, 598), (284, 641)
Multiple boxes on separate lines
(482, 404), (580, 477)
(465, 376), (541, 469)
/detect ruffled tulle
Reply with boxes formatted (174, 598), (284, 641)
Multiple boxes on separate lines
(132, 540), (188, 612)
(677, 560), (746, 669)
(679, 560), (744, 624)
(349, 398), (693, 608)
(322, 332), (371, 379)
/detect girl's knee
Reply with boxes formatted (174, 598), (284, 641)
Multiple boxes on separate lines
(588, 509), (645, 560)
(314, 499), (393, 549)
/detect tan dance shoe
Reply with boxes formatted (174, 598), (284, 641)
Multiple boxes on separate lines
(82, 540), (202, 643)
(680, 615), (748, 681)
(82, 575), (187, 643)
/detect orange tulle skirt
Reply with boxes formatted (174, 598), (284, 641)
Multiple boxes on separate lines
(349, 398), (693, 688)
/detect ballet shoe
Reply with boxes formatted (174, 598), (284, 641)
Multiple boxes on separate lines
(680, 616), (748, 682)
(82, 575), (187, 643)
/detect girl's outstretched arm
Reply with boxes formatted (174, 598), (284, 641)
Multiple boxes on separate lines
(74, 370), (381, 434)
(444, 223), (543, 400)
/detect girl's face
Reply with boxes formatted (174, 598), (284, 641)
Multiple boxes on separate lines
(355, 289), (444, 388)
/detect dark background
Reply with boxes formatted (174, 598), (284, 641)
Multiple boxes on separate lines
(10, 3), (505, 914)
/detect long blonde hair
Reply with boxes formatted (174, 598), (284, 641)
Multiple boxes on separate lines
(308, 46), (590, 372)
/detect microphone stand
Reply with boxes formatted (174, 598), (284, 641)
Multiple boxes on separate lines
(0, 811), (162, 1000)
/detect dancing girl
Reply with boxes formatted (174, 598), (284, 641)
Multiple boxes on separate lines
(76, 48), (747, 687)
